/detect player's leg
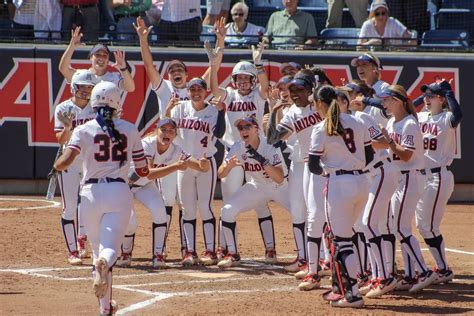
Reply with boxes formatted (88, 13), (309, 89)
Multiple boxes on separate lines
(255, 203), (276, 262)
(289, 161), (308, 264)
(134, 182), (168, 268)
(116, 207), (137, 267)
(58, 166), (82, 264)
(196, 157), (218, 265)
(177, 169), (199, 266)
(416, 169), (455, 283)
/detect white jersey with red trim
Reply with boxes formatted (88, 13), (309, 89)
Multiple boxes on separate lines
(153, 78), (189, 119)
(418, 110), (456, 168)
(68, 118), (146, 182)
(385, 114), (424, 170)
(133, 136), (188, 186)
(309, 113), (371, 173)
(171, 100), (218, 158)
(67, 70), (123, 87)
(281, 105), (298, 160)
(221, 86), (265, 148)
(353, 111), (388, 161)
(278, 104), (324, 162)
(226, 136), (286, 185)
(363, 104), (389, 128)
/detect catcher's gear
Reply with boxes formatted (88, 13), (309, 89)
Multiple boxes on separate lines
(70, 69), (95, 96)
(232, 61), (257, 88)
(91, 81), (122, 115)
(245, 145), (269, 166)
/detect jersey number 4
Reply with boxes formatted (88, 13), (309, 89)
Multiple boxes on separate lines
(94, 134), (128, 162)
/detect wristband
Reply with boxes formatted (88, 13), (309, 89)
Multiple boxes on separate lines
(388, 139), (394, 145)
(261, 159), (270, 167)
(120, 67), (128, 72)
(257, 68), (265, 75)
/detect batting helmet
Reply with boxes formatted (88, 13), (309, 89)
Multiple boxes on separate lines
(91, 81), (122, 115)
(70, 69), (95, 95)
(232, 61), (257, 88)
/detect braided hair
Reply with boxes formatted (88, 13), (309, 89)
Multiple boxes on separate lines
(97, 106), (127, 167)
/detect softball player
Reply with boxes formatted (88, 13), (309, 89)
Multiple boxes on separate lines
(308, 85), (373, 307)
(351, 53), (388, 95)
(416, 80), (462, 284)
(267, 72), (325, 278)
(165, 77), (225, 266)
(54, 70), (95, 265)
(206, 41), (277, 261)
(378, 85), (437, 293)
(217, 116), (289, 268)
(54, 81), (149, 315)
(337, 87), (399, 297)
(59, 27), (134, 92)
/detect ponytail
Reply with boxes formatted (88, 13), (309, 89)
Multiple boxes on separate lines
(96, 106), (127, 167)
(325, 99), (345, 136)
(404, 99), (418, 121)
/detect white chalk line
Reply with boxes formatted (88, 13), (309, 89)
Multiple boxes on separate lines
(0, 197), (61, 211)
(396, 248), (474, 256)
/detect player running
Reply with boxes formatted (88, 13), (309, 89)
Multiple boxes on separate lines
(54, 70), (95, 265)
(165, 77), (225, 266)
(308, 85), (373, 307)
(206, 39), (277, 262)
(378, 85), (437, 293)
(217, 116), (289, 268)
(54, 81), (149, 315)
(416, 80), (462, 284)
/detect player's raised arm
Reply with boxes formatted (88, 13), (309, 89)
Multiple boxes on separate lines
(134, 17), (161, 89)
(112, 50), (135, 92)
(59, 27), (83, 82)
(252, 42), (269, 99)
(202, 17), (227, 87)
(205, 41), (226, 101)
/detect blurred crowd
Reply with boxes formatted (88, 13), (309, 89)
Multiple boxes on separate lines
(0, 0), (453, 48)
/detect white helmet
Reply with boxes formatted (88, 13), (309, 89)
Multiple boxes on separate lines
(70, 69), (95, 95)
(91, 81), (122, 114)
(232, 61), (257, 78)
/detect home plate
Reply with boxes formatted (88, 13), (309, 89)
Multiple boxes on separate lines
(184, 272), (236, 278)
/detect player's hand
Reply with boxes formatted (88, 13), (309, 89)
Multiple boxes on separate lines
(379, 125), (391, 143)
(227, 155), (242, 169)
(204, 40), (222, 66)
(246, 145), (268, 165)
(251, 42), (265, 65)
(166, 94), (180, 111)
(57, 110), (74, 130)
(133, 17), (153, 39)
(69, 26), (84, 48)
(175, 159), (188, 171)
(262, 113), (270, 126)
(350, 96), (364, 111)
(214, 16), (227, 43)
(112, 50), (127, 71)
(210, 96), (225, 111)
(198, 153), (211, 172)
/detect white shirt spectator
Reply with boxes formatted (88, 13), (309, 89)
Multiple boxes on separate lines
(359, 17), (407, 45)
(161, 0), (201, 22)
(225, 22), (265, 45)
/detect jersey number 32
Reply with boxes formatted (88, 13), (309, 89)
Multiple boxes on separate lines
(94, 134), (128, 162)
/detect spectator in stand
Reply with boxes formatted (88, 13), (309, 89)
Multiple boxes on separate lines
(111, 0), (152, 42)
(264, 0), (317, 48)
(326, 0), (368, 28)
(279, 62), (301, 76)
(61, 0), (100, 41)
(12, 0), (35, 39)
(358, 0), (412, 48)
(385, 0), (429, 37)
(225, 2), (265, 47)
(146, 0), (164, 25)
(203, 0), (230, 26)
(156, 0), (201, 45)
(34, 0), (62, 39)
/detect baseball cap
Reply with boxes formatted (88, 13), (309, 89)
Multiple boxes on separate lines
(187, 77), (207, 90)
(377, 86), (407, 102)
(166, 59), (187, 73)
(275, 75), (294, 88)
(279, 62), (302, 75)
(88, 44), (110, 58)
(288, 74), (314, 91)
(157, 118), (177, 128)
(421, 82), (444, 96)
(234, 115), (259, 128)
(335, 86), (352, 102)
(344, 82), (362, 93)
(370, 0), (389, 13)
(351, 53), (383, 69)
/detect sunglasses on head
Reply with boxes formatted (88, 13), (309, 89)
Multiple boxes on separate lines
(375, 11), (387, 16)
(237, 124), (253, 131)
(232, 12), (244, 17)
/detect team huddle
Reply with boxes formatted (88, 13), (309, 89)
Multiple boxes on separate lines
(51, 17), (463, 315)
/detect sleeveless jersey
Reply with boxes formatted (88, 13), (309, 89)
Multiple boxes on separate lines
(418, 110), (456, 168)
(226, 135), (286, 185)
(385, 114), (424, 171)
(171, 100), (219, 158)
(68, 118), (146, 182)
(309, 113), (371, 173)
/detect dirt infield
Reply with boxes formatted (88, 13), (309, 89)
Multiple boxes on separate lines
(0, 195), (473, 315)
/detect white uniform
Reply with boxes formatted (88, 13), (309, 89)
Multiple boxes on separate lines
(68, 116), (146, 311)
(67, 71), (123, 87)
(386, 114), (430, 279)
(54, 99), (96, 253)
(278, 104), (324, 263)
(309, 113), (370, 298)
(220, 136), (290, 254)
(415, 111), (456, 271)
(171, 101), (219, 253)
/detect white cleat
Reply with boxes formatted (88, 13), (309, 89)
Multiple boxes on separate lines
(265, 248), (278, 264)
(409, 270), (437, 293)
(365, 277), (397, 298)
(298, 273), (321, 291)
(152, 255), (167, 269)
(330, 296), (364, 308)
(68, 251), (83, 266)
(432, 268), (454, 285)
(217, 253), (241, 268)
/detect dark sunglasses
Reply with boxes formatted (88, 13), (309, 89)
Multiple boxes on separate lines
(237, 124), (253, 131)
(232, 12), (244, 17)
(375, 11), (387, 17)
(424, 93), (439, 99)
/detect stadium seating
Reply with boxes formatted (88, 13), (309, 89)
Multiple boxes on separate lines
(200, 24), (216, 44)
(421, 29), (470, 48)
(435, 8), (474, 36)
(320, 28), (360, 45)
(441, 0), (474, 10)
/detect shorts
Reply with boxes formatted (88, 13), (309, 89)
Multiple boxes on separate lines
(206, 0), (231, 15)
